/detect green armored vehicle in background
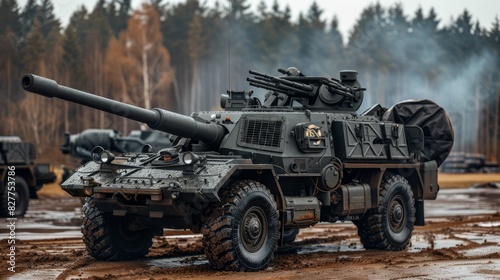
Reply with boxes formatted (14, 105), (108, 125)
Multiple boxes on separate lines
(61, 129), (172, 165)
(60, 129), (172, 183)
(22, 67), (453, 271)
(0, 136), (56, 216)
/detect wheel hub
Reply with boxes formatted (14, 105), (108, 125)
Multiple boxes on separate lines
(392, 205), (403, 223)
(247, 215), (262, 239)
(241, 206), (267, 253)
(389, 196), (406, 232)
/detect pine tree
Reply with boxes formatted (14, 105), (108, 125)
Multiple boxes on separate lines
(19, 19), (46, 147)
(255, 0), (297, 69)
(226, 0), (255, 89)
(21, 19), (45, 73)
(19, 0), (38, 38)
(83, 0), (114, 128)
(188, 13), (204, 112)
(443, 9), (475, 64)
(161, 0), (203, 68)
(61, 24), (83, 132)
(306, 2), (331, 74)
(199, 1), (228, 110)
(347, 3), (386, 106)
(325, 17), (346, 69)
(487, 17), (500, 161)
(69, 5), (89, 47)
(107, 0), (132, 37)
(38, 0), (62, 80)
(160, 0), (208, 112)
(62, 25), (83, 84)
(0, 0), (22, 135)
(0, 0), (21, 34)
(39, 0), (61, 38)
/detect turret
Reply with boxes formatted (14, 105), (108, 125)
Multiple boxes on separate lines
(245, 68), (366, 112)
(21, 74), (226, 146)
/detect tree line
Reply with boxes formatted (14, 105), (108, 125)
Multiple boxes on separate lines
(0, 0), (498, 163)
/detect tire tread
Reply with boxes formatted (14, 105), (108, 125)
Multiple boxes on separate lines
(201, 180), (279, 271)
(357, 174), (416, 250)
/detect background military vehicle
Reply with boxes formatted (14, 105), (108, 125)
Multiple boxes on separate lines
(60, 129), (172, 183)
(21, 67), (453, 271)
(0, 136), (56, 216)
(440, 152), (500, 173)
(61, 129), (172, 164)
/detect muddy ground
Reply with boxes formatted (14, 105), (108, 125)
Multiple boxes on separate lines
(1, 177), (500, 279)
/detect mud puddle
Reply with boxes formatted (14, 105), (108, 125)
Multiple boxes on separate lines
(426, 188), (500, 217)
(4, 188), (498, 241)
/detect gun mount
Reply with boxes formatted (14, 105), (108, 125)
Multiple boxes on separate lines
(21, 68), (453, 272)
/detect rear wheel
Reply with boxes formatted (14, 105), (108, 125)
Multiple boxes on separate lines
(1, 176), (29, 217)
(202, 180), (279, 271)
(81, 197), (155, 260)
(356, 173), (416, 250)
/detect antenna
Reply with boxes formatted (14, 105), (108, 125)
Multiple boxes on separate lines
(227, 0), (232, 90)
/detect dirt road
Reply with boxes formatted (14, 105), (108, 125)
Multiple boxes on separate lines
(2, 186), (500, 280)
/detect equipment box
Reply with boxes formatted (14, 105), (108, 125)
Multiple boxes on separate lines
(332, 121), (409, 160)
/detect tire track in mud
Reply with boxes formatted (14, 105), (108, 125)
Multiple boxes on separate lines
(4, 190), (500, 279)
(4, 214), (499, 279)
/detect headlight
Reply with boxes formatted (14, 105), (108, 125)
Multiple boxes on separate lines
(99, 151), (115, 163)
(182, 152), (199, 165)
(91, 146), (105, 163)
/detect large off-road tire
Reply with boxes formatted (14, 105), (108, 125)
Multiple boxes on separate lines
(202, 180), (279, 271)
(1, 176), (30, 217)
(356, 173), (416, 250)
(81, 197), (154, 260)
(283, 228), (299, 244)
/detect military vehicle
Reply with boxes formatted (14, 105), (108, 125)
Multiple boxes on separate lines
(0, 136), (56, 216)
(61, 129), (172, 164)
(21, 68), (453, 271)
(60, 129), (172, 183)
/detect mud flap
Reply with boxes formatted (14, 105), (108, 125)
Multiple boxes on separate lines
(415, 199), (425, 226)
(421, 161), (439, 200)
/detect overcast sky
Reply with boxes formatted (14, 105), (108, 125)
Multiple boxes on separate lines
(17, 0), (500, 39)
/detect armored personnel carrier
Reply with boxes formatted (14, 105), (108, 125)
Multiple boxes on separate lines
(60, 129), (172, 183)
(0, 136), (56, 216)
(21, 68), (453, 271)
(61, 129), (172, 164)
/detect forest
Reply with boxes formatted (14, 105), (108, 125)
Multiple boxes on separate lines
(0, 0), (499, 163)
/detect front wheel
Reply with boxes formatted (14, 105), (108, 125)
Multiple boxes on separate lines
(202, 180), (279, 271)
(1, 176), (30, 217)
(81, 197), (155, 260)
(356, 173), (416, 250)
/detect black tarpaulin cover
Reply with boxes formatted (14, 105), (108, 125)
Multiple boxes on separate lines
(382, 99), (454, 167)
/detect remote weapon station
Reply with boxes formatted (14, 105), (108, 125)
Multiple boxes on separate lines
(22, 67), (453, 271)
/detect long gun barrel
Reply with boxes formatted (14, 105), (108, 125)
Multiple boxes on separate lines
(21, 74), (226, 145)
